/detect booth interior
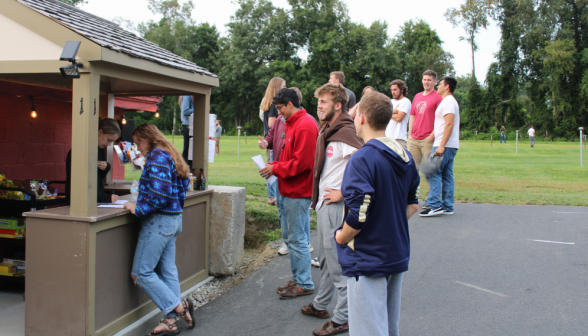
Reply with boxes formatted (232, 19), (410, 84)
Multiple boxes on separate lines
(0, 73), (214, 336)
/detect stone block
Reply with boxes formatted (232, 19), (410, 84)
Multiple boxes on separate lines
(208, 185), (246, 276)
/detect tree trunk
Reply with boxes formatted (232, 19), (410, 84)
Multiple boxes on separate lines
(471, 38), (476, 84)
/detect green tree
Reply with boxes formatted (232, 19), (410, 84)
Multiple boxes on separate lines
(391, 19), (454, 98)
(445, 0), (497, 84)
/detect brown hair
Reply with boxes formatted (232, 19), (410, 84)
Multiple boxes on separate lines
(356, 91), (392, 131)
(314, 82), (349, 111)
(99, 118), (121, 135)
(423, 70), (437, 80)
(361, 86), (375, 98)
(132, 124), (189, 179)
(330, 71), (345, 84)
(260, 77), (285, 111)
(389, 79), (408, 97)
(289, 87), (303, 104)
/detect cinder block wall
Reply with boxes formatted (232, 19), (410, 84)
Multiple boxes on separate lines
(0, 95), (71, 191)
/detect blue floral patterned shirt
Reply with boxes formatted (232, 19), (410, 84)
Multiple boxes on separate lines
(135, 148), (189, 218)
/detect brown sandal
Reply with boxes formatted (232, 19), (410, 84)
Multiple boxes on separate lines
(178, 299), (195, 329)
(146, 318), (179, 336)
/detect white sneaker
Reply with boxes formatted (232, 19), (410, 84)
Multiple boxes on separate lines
(311, 257), (320, 267)
(309, 244), (314, 253)
(278, 243), (289, 255)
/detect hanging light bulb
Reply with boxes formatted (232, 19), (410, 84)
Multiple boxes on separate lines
(30, 97), (37, 118)
(155, 112), (160, 118)
(122, 115), (127, 125)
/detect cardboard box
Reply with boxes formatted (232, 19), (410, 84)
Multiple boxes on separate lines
(0, 218), (25, 230)
(0, 262), (23, 274)
(2, 258), (25, 269)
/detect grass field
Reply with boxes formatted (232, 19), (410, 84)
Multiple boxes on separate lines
(125, 135), (587, 244)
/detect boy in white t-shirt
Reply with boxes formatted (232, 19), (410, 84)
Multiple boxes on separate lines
(385, 79), (412, 149)
(420, 76), (460, 217)
(528, 125), (536, 147)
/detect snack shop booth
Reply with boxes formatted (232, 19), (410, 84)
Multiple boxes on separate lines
(0, 0), (219, 335)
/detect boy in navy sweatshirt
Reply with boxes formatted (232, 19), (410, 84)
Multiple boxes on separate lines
(335, 91), (420, 336)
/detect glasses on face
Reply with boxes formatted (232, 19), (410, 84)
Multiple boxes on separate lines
(275, 104), (284, 110)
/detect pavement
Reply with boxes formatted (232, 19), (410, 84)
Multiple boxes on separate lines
(162, 202), (588, 336)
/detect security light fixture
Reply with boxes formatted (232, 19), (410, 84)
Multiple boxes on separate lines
(59, 41), (84, 79)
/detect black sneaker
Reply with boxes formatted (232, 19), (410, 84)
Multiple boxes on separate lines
(419, 207), (444, 217)
(442, 209), (454, 215)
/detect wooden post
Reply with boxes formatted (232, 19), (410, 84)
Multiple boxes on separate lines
(192, 93), (210, 179)
(70, 73), (100, 217)
(106, 93), (115, 185)
(491, 134), (493, 147)
(476, 130), (478, 143)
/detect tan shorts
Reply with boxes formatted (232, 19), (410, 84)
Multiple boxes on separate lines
(407, 136), (434, 171)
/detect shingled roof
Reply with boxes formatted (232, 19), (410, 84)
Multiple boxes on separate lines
(17, 0), (218, 78)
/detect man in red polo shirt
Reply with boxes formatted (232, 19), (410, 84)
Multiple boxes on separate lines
(259, 88), (318, 299)
(408, 70), (443, 206)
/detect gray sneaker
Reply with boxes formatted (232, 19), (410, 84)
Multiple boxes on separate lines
(309, 244), (314, 253)
(278, 243), (289, 255)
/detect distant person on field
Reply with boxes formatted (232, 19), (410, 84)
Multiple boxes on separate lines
(260, 77), (286, 205)
(301, 82), (363, 336)
(179, 95), (194, 164)
(335, 91), (420, 336)
(500, 125), (506, 144)
(214, 120), (222, 155)
(349, 86), (374, 120)
(259, 88), (318, 299)
(259, 87), (314, 257)
(408, 70), (443, 209)
(329, 71), (357, 112)
(528, 125), (536, 147)
(385, 79), (412, 150)
(420, 76), (460, 217)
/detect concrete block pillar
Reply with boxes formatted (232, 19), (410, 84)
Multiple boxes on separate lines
(208, 185), (246, 275)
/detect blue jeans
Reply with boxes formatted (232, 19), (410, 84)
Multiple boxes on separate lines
(500, 134), (506, 143)
(266, 150), (277, 198)
(132, 213), (183, 317)
(277, 188), (310, 247)
(281, 196), (314, 290)
(426, 147), (458, 212)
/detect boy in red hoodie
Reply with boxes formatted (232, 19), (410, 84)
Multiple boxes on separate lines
(259, 88), (319, 299)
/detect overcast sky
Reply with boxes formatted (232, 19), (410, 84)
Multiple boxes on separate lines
(80, 0), (501, 82)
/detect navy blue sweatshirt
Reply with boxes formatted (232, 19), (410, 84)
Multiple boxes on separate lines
(335, 137), (420, 277)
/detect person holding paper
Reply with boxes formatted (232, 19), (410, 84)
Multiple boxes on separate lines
(259, 88), (318, 299)
(123, 124), (195, 335)
(65, 118), (120, 204)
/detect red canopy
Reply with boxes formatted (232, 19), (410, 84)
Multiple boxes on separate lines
(114, 96), (163, 112)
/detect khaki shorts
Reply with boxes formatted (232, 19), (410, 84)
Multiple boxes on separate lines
(407, 136), (434, 171)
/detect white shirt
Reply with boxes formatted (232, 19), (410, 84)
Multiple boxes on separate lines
(433, 95), (460, 149)
(316, 141), (358, 211)
(528, 128), (535, 136)
(385, 97), (412, 141)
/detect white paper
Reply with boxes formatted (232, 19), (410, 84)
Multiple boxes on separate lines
(209, 114), (217, 138)
(98, 200), (129, 208)
(252, 154), (277, 185)
(209, 139), (215, 163)
(188, 137), (193, 160)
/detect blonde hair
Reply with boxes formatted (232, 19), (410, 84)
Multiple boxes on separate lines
(260, 77), (285, 112)
(132, 124), (189, 179)
(314, 83), (349, 110)
(289, 87), (303, 104)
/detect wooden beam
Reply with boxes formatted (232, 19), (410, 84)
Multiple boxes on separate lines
(70, 72), (100, 216)
(105, 93), (115, 185)
(192, 93), (210, 179)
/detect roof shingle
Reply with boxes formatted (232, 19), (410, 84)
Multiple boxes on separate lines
(17, 0), (218, 78)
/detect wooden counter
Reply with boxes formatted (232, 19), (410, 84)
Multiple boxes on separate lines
(23, 189), (212, 336)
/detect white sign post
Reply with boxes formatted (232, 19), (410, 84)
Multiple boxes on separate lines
(516, 130), (519, 154)
(237, 126), (242, 159)
(580, 127), (584, 167)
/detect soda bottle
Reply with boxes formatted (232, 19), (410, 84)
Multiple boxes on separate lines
(196, 168), (206, 190)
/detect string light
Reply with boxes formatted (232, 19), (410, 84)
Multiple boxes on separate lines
(30, 97), (37, 118)
(155, 112), (160, 118)
(122, 115), (127, 124)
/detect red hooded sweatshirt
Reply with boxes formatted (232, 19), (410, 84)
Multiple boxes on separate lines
(271, 109), (318, 198)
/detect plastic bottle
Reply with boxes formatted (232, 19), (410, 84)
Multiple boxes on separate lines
(130, 180), (139, 203)
(188, 174), (194, 191)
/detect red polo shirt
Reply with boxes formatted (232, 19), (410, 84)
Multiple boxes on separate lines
(271, 109), (318, 198)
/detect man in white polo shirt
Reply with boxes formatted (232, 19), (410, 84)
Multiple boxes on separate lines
(385, 79), (412, 149)
(420, 76), (460, 217)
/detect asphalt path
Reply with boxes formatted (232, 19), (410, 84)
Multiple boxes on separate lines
(181, 203), (588, 336)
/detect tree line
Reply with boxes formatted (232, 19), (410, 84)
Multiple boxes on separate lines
(65, 0), (588, 140)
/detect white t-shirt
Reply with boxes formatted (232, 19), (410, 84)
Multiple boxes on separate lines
(433, 95), (460, 149)
(528, 128), (535, 137)
(316, 141), (358, 211)
(385, 97), (412, 141)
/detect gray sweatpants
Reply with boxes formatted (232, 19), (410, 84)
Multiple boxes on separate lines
(314, 201), (348, 324)
(348, 273), (404, 336)
(530, 136), (536, 147)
